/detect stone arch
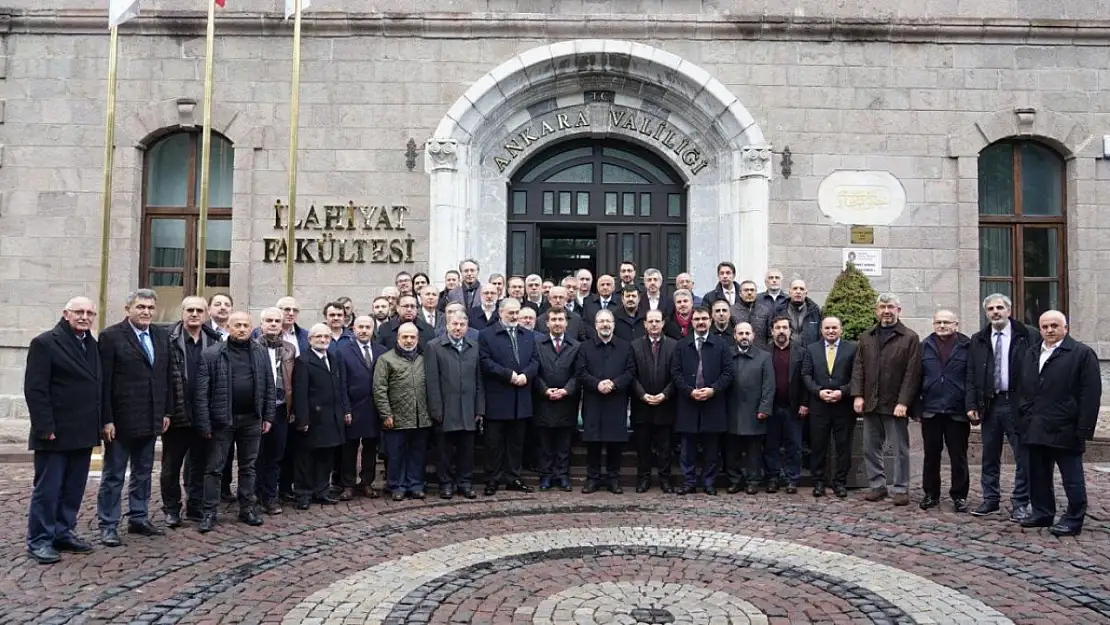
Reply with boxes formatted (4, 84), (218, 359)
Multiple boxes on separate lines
(947, 107), (1095, 159)
(425, 39), (771, 290)
(119, 97), (263, 151)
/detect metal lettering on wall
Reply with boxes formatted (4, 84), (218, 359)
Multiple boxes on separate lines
(490, 105), (710, 176)
(262, 200), (416, 264)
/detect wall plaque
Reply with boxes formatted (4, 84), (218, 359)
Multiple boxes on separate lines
(818, 170), (907, 226)
(262, 200), (416, 264)
(850, 225), (875, 245)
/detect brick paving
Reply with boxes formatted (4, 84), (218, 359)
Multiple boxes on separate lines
(0, 465), (1106, 624)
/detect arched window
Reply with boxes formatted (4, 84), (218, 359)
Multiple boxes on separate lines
(978, 139), (1066, 327)
(141, 131), (234, 311)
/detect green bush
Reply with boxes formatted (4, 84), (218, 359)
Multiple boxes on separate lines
(822, 262), (878, 341)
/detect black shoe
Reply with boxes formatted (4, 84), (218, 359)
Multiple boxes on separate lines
(538, 478), (552, 492)
(1010, 506), (1031, 523)
(197, 514), (217, 533)
(608, 483), (623, 495)
(261, 499), (283, 515)
(220, 491), (236, 503)
(164, 511), (182, 528)
(461, 489), (477, 499)
(409, 491), (426, 500)
(784, 482), (798, 494)
(1048, 523), (1081, 537)
(506, 480), (534, 493)
(313, 496), (340, 505)
(100, 528), (121, 547)
(27, 544), (61, 564)
(1019, 516), (1053, 529)
(971, 502), (1000, 517)
(659, 481), (674, 494)
(704, 486), (718, 496)
(745, 485), (758, 495)
(582, 481), (600, 494)
(635, 479), (650, 494)
(280, 491), (296, 503)
(765, 480), (779, 494)
(559, 479), (573, 492)
(953, 498), (969, 513)
(833, 485), (848, 498)
(727, 482), (744, 494)
(391, 491), (405, 502)
(676, 485), (695, 495)
(53, 535), (93, 554)
(440, 487), (455, 500)
(294, 500), (310, 510)
(238, 509), (264, 527)
(184, 509), (204, 522)
(812, 483), (826, 497)
(484, 484), (498, 496)
(920, 495), (939, 510)
(127, 520), (164, 537)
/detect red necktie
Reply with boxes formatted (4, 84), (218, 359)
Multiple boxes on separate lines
(554, 337), (561, 353)
(651, 339), (659, 359)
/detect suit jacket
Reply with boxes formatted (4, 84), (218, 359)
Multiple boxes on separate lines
(99, 319), (174, 441)
(533, 333), (582, 428)
(640, 292), (675, 319)
(630, 335), (677, 426)
(468, 306), (500, 332)
(671, 334), (735, 434)
(417, 308), (446, 333)
(376, 317), (435, 351)
(582, 294), (620, 325)
(612, 308), (646, 343)
(851, 322), (923, 415)
(479, 323), (540, 421)
(447, 281), (483, 310)
(767, 342), (809, 414)
(1018, 335), (1102, 453)
(576, 337), (635, 442)
(425, 335), (485, 432)
(535, 309), (588, 342)
(335, 339), (386, 439)
(293, 350), (350, 449)
(802, 339), (857, 418)
(24, 320), (102, 451)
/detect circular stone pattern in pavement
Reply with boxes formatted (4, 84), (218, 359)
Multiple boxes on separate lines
(283, 527), (1015, 625)
(532, 582), (768, 624)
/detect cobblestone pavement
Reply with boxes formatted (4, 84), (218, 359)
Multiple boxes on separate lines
(0, 465), (1107, 625)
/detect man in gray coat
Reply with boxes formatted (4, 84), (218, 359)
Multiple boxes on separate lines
(724, 322), (775, 494)
(425, 311), (484, 500)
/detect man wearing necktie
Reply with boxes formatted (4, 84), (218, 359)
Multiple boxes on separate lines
(533, 309), (581, 492)
(333, 316), (385, 501)
(292, 324), (352, 509)
(630, 310), (678, 493)
(96, 289), (176, 547)
(967, 293), (1037, 521)
(802, 317), (858, 498)
(425, 312), (484, 500)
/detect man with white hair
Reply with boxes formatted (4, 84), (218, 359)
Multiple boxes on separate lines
(253, 307), (297, 514)
(292, 323), (351, 509)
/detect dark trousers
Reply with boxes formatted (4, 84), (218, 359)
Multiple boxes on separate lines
(764, 403), (803, 483)
(436, 429), (475, 490)
(160, 426), (206, 516)
(679, 432), (720, 488)
(383, 428), (430, 493)
(538, 426), (574, 482)
(980, 393), (1029, 508)
(221, 443), (235, 496)
(294, 445), (336, 501)
(633, 423), (672, 480)
(920, 413), (970, 500)
(202, 415), (262, 515)
(255, 414), (288, 502)
(726, 434), (764, 485)
(485, 419), (527, 485)
(809, 411), (856, 487)
(340, 436), (379, 489)
(586, 441), (623, 483)
(97, 435), (156, 529)
(280, 428), (300, 497)
(1027, 444), (1087, 529)
(28, 448), (92, 549)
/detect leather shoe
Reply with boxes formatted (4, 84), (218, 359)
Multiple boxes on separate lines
(833, 485), (848, 498)
(676, 485), (695, 495)
(338, 488), (354, 501)
(704, 486), (718, 496)
(461, 488), (477, 499)
(312, 496), (339, 505)
(1010, 506), (1031, 523)
(920, 495), (939, 510)
(165, 511), (182, 528)
(784, 483), (798, 494)
(1020, 516), (1053, 529)
(765, 480), (779, 494)
(559, 479), (573, 492)
(538, 478), (552, 492)
(726, 482), (744, 494)
(391, 491), (405, 502)
(863, 487), (888, 502)
(361, 484), (379, 499)
(582, 481), (600, 494)
(659, 481), (674, 494)
(127, 520), (164, 537)
(635, 479), (650, 494)
(220, 490), (236, 503)
(745, 485), (758, 495)
(812, 482), (826, 497)
(53, 535), (93, 554)
(506, 480), (534, 493)
(295, 500), (310, 510)
(953, 498), (969, 513)
(1049, 523), (1081, 537)
(100, 528), (122, 547)
(197, 514), (217, 533)
(409, 491), (426, 500)
(484, 483), (498, 496)
(608, 483), (623, 495)
(238, 508), (264, 527)
(261, 499), (283, 515)
(440, 487), (455, 500)
(27, 544), (61, 564)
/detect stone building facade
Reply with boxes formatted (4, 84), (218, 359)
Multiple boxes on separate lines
(1, 0), (1109, 415)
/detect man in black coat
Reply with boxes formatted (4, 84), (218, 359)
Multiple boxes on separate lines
(96, 289), (174, 547)
(1016, 310), (1101, 537)
(468, 283), (502, 332)
(535, 286), (587, 342)
(966, 293), (1037, 521)
(630, 309), (677, 493)
(577, 310), (636, 494)
(24, 297), (102, 564)
(801, 317), (857, 498)
(533, 308), (581, 492)
(377, 295), (435, 350)
(292, 324), (352, 509)
(582, 274), (619, 325)
(663, 289), (695, 341)
(918, 309), (972, 513)
(764, 316), (809, 494)
(613, 287), (646, 343)
(194, 311), (276, 533)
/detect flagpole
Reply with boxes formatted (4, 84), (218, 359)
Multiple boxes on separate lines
(96, 26), (120, 332)
(284, 0), (303, 296)
(195, 0), (218, 296)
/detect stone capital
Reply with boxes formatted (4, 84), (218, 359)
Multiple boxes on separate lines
(425, 138), (459, 172)
(738, 145), (773, 180)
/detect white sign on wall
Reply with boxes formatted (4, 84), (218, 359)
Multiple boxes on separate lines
(818, 170), (907, 226)
(843, 248), (882, 276)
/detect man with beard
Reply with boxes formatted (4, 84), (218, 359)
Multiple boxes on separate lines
(613, 286), (646, 342)
(370, 296), (394, 326)
(447, 259), (482, 310)
(763, 317), (808, 494)
(758, 269), (787, 311)
(777, 279), (821, 347)
(733, 280), (773, 347)
(333, 316), (385, 501)
(852, 294), (921, 506)
(641, 268), (673, 317)
(664, 289), (695, 340)
(194, 311), (276, 532)
(577, 309), (635, 494)
(292, 324), (351, 510)
(395, 271), (414, 298)
(671, 307), (734, 495)
(631, 309), (677, 493)
(438, 269), (460, 312)
(725, 322), (775, 494)
(425, 312), (483, 500)
(437, 303), (480, 341)
(708, 300), (736, 346)
(374, 323), (434, 501)
(207, 293), (233, 341)
(533, 308), (581, 491)
(535, 286), (586, 342)
(253, 307), (296, 515)
(468, 283), (501, 332)
(377, 295), (434, 350)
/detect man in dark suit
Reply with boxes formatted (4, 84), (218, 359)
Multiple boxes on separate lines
(333, 316), (385, 500)
(641, 268), (674, 318)
(425, 311), (484, 500)
(582, 274), (619, 325)
(533, 308), (581, 492)
(374, 296), (435, 350)
(292, 324), (351, 510)
(663, 289), (695, 341)
(764, 316), (809, 494)
(1017, 310), (1101, 537)
(253, 307), (297, 515)
(535, 286), (587, 342)
(670, 306), (734, 495)
(577, 310), (636, 494)
(417, 285), (446, 333)
(701, 261), (741, 311)
(446, 259), (483, 311)
(478, 298), (539, 496)
(801, 316), (857, 498)
(630, 309), (677, 493)
(96, 288), (174, 547)
(468, 283), (502, 332)
(24, 296), (102, 564)
(613, 287), (646, 343)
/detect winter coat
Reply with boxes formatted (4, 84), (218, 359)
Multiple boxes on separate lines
(425, 336), (485, 433)
(774, 297), (823, 348)
(98, 319), (174, 441)
(334, 339), (386, 439)
(576, 337), (636, 443)
(24, 320), (102, 451)
(726, 347), (775, 436)
(372, 348), (433, 430)
(167, 322), (222, 428)
(293, 350), (350, 448)
(851, 321), (922, 415)
(194, 340), (277, 436)
(533, 334), (582, 428)
(630, 335), (677, 426)
(1017, 335), (1102, 453)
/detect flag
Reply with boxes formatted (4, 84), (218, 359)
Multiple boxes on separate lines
(215, 0), (225, 6)
(108, 0), (141, 27)
(285, 0), (312, 19)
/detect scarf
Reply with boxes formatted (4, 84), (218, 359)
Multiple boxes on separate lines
(395, 345), (419, 362)
(673, 311), (692, 337)
(259, 333), (285, 349)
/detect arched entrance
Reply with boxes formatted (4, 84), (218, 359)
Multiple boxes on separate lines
(506, 139), (686, 286)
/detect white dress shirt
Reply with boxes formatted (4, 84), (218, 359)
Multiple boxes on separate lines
(281, 327), (301, 357)
(1039, 340), (1059, 373)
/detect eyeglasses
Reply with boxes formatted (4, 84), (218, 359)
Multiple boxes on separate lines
(67, 309), (97, 317)
(281, 307), (299, 313)
(933, 320), (957, 325)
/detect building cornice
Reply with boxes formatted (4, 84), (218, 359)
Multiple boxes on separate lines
(3, 10), (1110, 44)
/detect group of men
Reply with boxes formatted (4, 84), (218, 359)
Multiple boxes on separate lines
(23, 259), (1101, 566)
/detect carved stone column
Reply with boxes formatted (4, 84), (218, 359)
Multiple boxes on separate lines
(425, 138), (467, 283)
(732, 145), (773, 283)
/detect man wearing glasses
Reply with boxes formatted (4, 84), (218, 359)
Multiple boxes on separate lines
(377, 295), (434, 350)
(917, 310), (972, 513)
(24, 297), (103, 564)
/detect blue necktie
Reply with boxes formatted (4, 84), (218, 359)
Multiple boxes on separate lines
(140, 331), (154, 365)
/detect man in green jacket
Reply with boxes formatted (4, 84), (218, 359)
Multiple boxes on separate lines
(373, 323), (433, 501)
